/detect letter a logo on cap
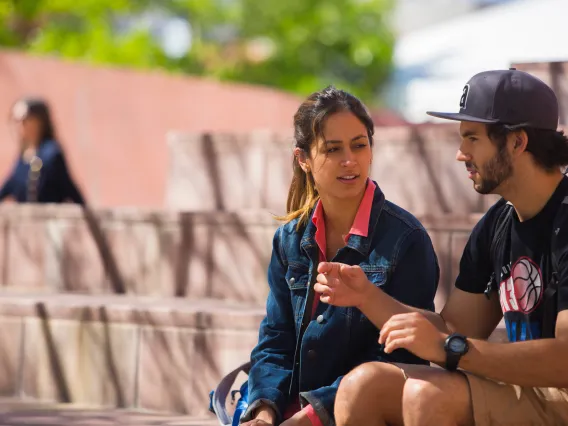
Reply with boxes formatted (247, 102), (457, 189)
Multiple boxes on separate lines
(460, 84), (470, 110)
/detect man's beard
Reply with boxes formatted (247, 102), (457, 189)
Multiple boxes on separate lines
(470, 147), (513, 195)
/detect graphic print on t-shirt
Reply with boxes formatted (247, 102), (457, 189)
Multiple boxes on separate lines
(455, 177), (568, 343)
(499, 257), (543, 314)
(498, 254), (546, 341)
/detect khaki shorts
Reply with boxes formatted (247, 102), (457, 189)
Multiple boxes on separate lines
(464, 371), (568, 425)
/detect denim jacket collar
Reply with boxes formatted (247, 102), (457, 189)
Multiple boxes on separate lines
(299, 181), (386, 260)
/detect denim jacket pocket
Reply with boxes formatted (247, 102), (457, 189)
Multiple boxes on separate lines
(285, 264), (310, 290)
(359, 264), (388, 288)
(357, 264), (388, 325)
(285, 264), (310, 327)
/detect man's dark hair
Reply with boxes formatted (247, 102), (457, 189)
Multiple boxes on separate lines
(486, 124), (568, 171)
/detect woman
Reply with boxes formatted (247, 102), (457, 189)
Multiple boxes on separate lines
(240, 86), (439, 426)
(0, 97), (85, 204)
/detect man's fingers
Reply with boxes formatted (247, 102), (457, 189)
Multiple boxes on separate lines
(383, 328), (410, 347)
(316, 273), (329, 286)
(384, 335), (414, 354)
(318, 262), (340, 275)
(314, 283), (332, 294)
(379, 319), (409, 344)
(339, 264), (362, 279)
(314, 282), (334, 304)
(317, 273), (341, 288)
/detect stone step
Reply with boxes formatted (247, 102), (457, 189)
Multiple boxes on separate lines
(165, 129), (499, 216)
(0, 291), (511, 420)
(0, 204), (482, 310)
(0, 204), (277, 305)
(0, 398), (218, 425)
(0, 293), (264, 417)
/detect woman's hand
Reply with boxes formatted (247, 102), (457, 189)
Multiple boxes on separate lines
(241, 405), (276, 425)
(241, 420), (273, 426)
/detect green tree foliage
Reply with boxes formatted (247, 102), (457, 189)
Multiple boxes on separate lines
(0, 0), (394, 104)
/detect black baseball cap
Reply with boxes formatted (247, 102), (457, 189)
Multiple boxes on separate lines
(426, 68), (559, 131)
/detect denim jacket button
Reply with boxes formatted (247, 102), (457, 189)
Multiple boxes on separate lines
(307, 349), (317, 360)
(289, 277), (295, 285)
(316, 315), (324, 324)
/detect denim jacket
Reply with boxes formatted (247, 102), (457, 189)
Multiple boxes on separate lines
(243, 183), (439, 425)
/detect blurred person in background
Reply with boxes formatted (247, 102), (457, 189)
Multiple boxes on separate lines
(0, 97), (84, 204)
(240, 86), (439, 426)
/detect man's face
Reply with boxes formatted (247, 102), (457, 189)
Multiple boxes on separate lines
(456, 121), (513, 195)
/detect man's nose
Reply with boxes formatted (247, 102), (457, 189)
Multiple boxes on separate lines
(456, 149), (470, 162)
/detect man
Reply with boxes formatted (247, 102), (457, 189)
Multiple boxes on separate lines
(314, 68), (568, 425)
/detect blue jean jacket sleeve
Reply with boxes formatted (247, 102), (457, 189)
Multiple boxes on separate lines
(242, 228), (296, 423)
(300, 228), (439, 425)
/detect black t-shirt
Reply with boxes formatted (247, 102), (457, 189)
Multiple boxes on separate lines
(456, 176), (568, 342)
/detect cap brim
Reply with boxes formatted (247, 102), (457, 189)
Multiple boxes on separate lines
(426, 111), (499, 124)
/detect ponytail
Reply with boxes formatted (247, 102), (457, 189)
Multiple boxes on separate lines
(275, 159), (319, 230)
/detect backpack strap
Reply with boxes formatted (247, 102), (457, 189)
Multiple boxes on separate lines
(542, 254), (559, 338)
(541, 196), (568, 338)
(485, 200), (514, 299)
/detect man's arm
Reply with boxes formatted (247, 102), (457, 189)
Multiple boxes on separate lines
(317, 208), (500, 338)
(440, 288), (503, 339)
(454, 310), (568, 388)
(378, 309), (568, 388)
(318, 271), (502, 340)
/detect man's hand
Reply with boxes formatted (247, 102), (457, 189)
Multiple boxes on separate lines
(314, 262), (375, 309)
(379, 312), (448, 364)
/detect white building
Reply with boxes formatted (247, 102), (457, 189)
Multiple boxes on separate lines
(387, 0), (568, 123)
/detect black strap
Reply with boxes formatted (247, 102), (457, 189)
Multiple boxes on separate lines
(288, 251), (319, 398)
(299, 251), (320, 341)
(486, 202), (514, 299)
(487, 200), (561, 338)
(542, 252), (559, 338)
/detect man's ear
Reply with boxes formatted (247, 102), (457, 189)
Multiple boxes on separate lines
(512, 129), (529, 154)
(294, 147), (310, 173)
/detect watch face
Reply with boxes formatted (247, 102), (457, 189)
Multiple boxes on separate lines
(449, 337), (466, 353)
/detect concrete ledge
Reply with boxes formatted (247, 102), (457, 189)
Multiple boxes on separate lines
(0, 292), (510, 416)
(0, 294), (264, 416)
(0, 398), (218, 425)
(0, 204), (485, 308)
(165, 128), (500, 215)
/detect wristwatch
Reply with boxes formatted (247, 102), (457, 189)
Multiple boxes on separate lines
(444, 333), (469, 371)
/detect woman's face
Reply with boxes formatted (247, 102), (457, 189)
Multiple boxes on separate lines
(10, 102), (41, 144)
(298, 111), (373, 202)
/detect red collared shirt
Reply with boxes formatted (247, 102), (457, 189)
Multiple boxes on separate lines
(285, 178), (376, 425)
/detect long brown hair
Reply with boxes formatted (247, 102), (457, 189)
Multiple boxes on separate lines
(278, 86), (375, 229)
(11, 97), (57, 143)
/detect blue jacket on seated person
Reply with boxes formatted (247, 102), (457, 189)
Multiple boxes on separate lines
(243, 183), (440, 425)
